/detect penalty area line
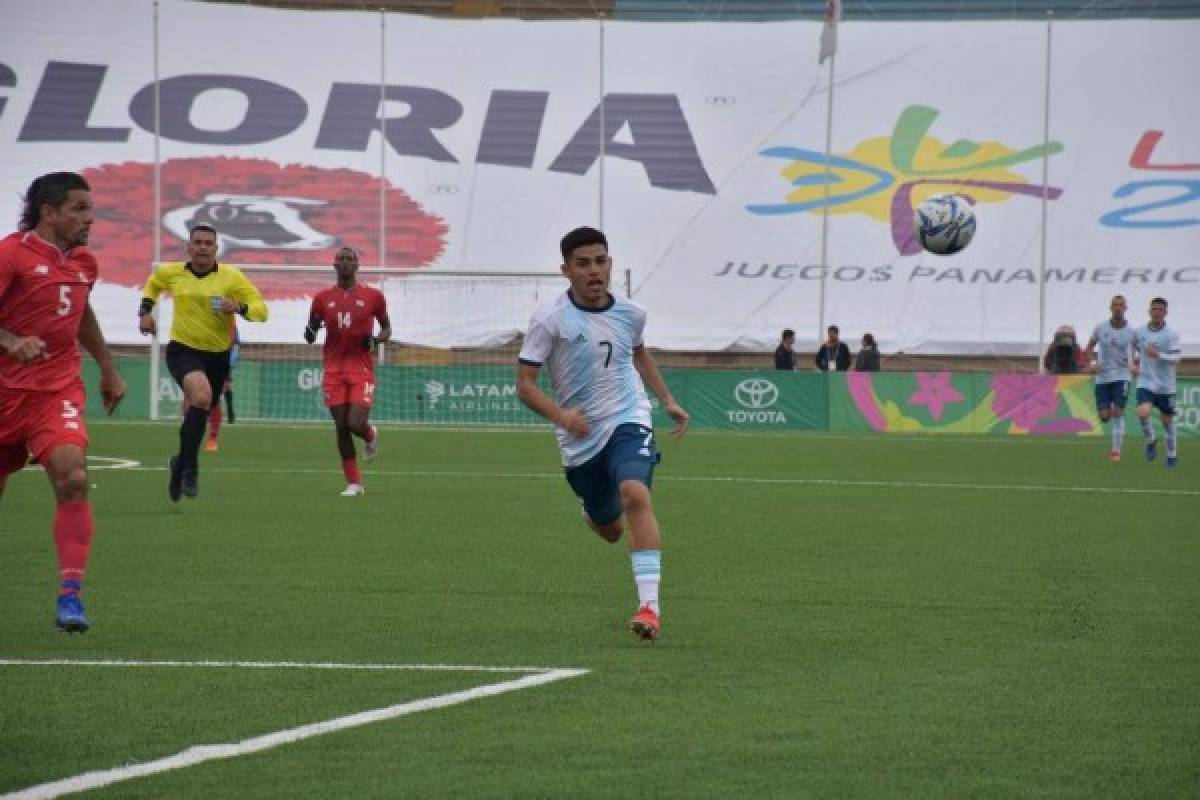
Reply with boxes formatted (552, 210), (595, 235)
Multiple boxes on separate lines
(0, 661), (589, 800)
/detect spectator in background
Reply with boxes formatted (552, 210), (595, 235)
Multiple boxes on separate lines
(815, 325), (851, 372)
(774, 329), (797, 370)
(1043, 325), (1088, 374)
(854, 333), (881, 372)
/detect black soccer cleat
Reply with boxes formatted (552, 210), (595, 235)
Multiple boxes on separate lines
(168, 455), (183, 502)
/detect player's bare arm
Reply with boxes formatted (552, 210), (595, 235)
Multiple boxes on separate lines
(78, 303), (125, 414)
(516, 362), (588, 437)
(633, 345), (689, 438)
(0, 328), (48, 363)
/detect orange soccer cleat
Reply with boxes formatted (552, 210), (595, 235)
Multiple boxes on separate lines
(205, 438), (219, 452)
(628, 605), (660, 641)
(1108, 450), (1120, 463)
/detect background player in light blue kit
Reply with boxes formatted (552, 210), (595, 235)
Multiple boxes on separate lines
(1085, 294), (1136, 462)
(516, 226), (689, 641)
(1133, 297), (1182, 468)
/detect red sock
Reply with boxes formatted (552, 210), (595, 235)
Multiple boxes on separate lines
(54, 500), (94, 590)
(365, 425), (376, 443)
(342, 458), (360, 485)
(209, 403), (223, 440)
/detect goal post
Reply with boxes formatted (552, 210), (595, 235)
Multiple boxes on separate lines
(146, 265), (629, 426)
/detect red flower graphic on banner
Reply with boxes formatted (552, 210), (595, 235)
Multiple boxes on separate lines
(990, 374), (1094, 434)
(82, 158), (446, 299)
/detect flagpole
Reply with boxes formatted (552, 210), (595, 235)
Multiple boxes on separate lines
(1037, 10), (1053, 373)
(816, 0), (840, 352)
(818, 51), (834, 348)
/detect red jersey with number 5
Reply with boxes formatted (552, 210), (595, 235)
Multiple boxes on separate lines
(0, 231), (97, 392)
(309, 284), (389, 379)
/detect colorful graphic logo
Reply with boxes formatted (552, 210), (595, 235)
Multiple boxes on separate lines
(84, 157), (446, 299)
(747, 105), (1064, 254)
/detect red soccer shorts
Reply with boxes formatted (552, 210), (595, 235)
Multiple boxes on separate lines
(0, 383), (89, 478)
(322, 374), (376, 408)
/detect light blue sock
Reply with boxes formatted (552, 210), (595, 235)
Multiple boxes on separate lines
(1111, 415), (1124, 452)
(1165, 418), (1177, 457)
(1139, 415), (1155, 442)
(631, 549), (662, 614)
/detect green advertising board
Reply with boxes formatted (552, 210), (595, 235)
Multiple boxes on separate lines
(80, 358), (1200, 438)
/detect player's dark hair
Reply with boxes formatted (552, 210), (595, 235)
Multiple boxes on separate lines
(189, 223), (218, 240)
(828, 325), (840, 335)
(19, 172), (90, 232)
(782, 328), (795, 340)
(1150, 296), (1167, 308)
(560, 226), (607, 261)
(862, 333), (877, 348)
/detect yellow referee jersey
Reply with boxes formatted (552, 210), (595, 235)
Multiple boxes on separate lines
(142, 262), (268, 352)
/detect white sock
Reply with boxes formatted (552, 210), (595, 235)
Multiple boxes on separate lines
(1111, 416), (1124, 452)
(1165, 418), (1177, 457)
(631, 549), (661, 614)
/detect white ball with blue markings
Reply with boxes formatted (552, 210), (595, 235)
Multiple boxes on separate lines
(913, 193), (976, 255)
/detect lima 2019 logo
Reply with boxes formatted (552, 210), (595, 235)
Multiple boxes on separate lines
(747, 105), (1064, 255)
(83, 157), (447, 298)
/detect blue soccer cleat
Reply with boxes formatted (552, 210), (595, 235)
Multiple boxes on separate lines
(1166, 454), (1177, 468)
(56, 593), (90, 634)
(182, 467), (198, 498)
(1145, 439), (1158, 463)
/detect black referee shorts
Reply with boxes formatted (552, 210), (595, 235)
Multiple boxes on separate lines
(165, 341), (231, 397)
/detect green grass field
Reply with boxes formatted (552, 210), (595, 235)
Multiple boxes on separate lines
(2, 422), (1197, 799)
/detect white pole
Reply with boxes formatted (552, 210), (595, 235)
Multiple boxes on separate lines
(1037, 11), (1053, 373)
(598, 13), (606, 231)
(149, 0), (161, 420)
(379, 9), (388, 267)
(817, 50), (835, 348)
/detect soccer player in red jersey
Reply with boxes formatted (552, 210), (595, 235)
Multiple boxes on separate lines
(304, 247), (391, 496)
(0, 172), (126, 633)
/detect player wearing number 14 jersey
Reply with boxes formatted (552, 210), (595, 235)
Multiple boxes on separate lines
(0, 172), (126, 633)
(305, 247), (391, 496)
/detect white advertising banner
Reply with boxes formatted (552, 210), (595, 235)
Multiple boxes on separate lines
(1, 1), (1196, 354)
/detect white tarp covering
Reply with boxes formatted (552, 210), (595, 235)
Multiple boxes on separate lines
(1, 1), (1196, 353)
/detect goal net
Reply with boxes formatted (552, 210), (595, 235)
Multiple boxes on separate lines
(149, 266), (582, 426)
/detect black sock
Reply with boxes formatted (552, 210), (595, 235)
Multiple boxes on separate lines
(224, 389), (236, 423)
(179, 406), (209, 470)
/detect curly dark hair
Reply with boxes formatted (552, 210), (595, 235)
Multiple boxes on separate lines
(560, 226), (607, 261)
(19, 172), (90, 232)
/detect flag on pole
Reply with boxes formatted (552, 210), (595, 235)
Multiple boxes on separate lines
(819, 0), (842, 64)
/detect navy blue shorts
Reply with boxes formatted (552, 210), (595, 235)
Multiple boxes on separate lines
(1136, 388), (1176, 416)
(564, 423), (661, 526)
(1094, 380), (1129, 413)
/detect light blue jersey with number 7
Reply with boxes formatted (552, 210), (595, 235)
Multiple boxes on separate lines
(518, 291), (653, 467)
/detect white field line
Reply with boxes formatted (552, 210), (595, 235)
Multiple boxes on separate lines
(68, 463), (1200, 497)
(0, 659), (588, 800)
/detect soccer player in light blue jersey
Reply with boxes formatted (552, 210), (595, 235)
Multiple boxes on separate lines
(1085, 294), (1137, 462)
(516, 227), (689, 641)
(1133, 297), (1182, 468)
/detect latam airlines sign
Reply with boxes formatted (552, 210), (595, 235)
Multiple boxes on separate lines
(1, 1), (1196, 354)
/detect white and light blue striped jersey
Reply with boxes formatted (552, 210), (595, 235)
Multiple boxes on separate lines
(1135, 323), (1182, 394)
(1091, 320), (1136, 384)
(518, 291), (653, 467)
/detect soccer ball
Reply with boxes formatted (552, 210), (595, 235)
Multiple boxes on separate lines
(913, 193), (976, 255)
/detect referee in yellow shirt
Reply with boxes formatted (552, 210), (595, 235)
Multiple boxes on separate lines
(138, 223), (267, 501)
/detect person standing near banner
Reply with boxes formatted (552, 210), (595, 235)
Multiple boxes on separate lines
(138, 223), (268, 501)
(0, 171), (126, 633)
(815, 325), (851, 372)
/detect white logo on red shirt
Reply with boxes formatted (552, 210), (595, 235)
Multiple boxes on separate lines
(34, 264), (49, 275)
